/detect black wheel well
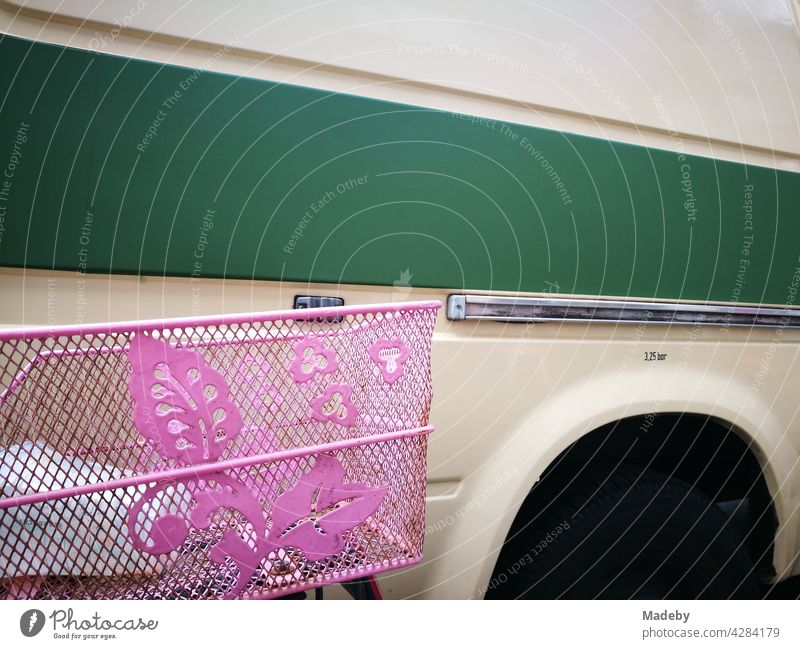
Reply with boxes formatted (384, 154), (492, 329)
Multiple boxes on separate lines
(505, 412), (777, 581)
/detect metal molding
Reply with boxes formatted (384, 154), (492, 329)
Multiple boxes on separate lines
(446, 294), (800, 328)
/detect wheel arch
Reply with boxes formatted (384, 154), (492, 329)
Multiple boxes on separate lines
(482, 406), (788, 597)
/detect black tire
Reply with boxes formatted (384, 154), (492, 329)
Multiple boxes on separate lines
(486, 465), (759, 599)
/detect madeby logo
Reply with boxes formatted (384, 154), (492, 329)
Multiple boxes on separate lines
(20, 609), (45, 637)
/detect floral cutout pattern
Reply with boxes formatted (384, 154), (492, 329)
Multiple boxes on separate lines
(270, 455), (387, 561)
(289, 336), (338, 383)
(126, 333), (383, 598)
(128, 333), (242, 465)
(368, 338), (411, 384)
(310, 383), (357, 428)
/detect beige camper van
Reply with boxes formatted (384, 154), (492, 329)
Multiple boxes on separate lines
(1, 1), (800, 598)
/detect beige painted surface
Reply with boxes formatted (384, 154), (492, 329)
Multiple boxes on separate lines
(2, 267), (799, 597)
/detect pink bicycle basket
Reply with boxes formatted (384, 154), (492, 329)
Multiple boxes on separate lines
(0, 300), (440, 600)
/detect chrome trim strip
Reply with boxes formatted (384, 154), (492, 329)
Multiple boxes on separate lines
(446, 294), (800, 328)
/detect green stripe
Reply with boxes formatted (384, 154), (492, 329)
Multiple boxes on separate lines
(0, 35), (798, 305)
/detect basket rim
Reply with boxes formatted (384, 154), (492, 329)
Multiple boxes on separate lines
(0, 425), (433, 511)
(0, 300), (442, 341)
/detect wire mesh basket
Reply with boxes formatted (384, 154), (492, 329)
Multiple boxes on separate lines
(0, 300), (440, 600)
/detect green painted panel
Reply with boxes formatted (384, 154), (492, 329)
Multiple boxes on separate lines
(0, 35), (798, 304)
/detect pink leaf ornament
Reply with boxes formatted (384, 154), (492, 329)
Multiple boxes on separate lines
(269, 455), (387, 561)
(128, 333), (243, 465)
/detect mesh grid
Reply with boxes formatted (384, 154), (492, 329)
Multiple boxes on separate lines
(0, 302), (438, 599)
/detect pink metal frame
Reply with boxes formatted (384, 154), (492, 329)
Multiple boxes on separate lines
(0, 300), (440, 600)
(0, 427), (433, 511)
(0, 300), (442, 341)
